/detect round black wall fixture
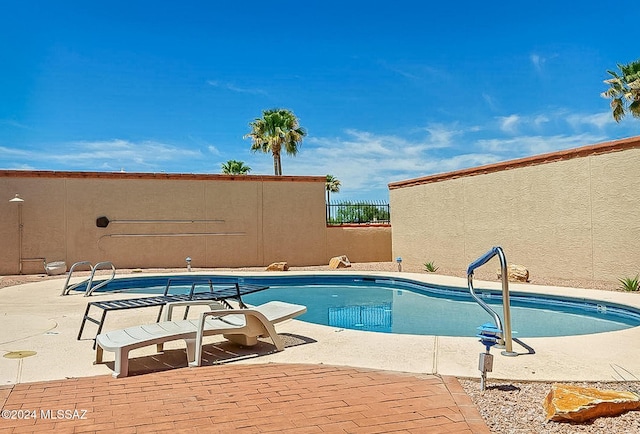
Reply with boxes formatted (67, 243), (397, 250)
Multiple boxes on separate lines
(96, 216), (110, 228)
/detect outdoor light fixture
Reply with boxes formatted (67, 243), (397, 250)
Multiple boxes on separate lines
(396, 256), (402, 272)
(9, 194), (25, 274)
(186, 256), (192, 272)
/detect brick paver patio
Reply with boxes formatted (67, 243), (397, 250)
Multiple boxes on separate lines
(0, 364), (489, 433)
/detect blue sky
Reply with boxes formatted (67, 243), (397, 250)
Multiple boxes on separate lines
(1, 1), (638, 201)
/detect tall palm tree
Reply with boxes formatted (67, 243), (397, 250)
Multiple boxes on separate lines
(325, 174), (341, 204)
(221, 160), (251, 175)
(602, 59), (640, 122)
(244, 108), (306, 175)
(325, 174), (341, 222)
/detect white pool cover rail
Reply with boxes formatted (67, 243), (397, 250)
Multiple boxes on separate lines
(467, 246), (517, 356)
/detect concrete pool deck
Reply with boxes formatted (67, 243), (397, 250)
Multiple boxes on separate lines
(2, 270), (640, 385)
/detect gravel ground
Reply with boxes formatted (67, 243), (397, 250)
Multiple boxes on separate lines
(459, 379), (640, 434)
(1, 261), (638, 433)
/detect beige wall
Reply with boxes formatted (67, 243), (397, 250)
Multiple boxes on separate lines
(326, 226), (392, 263)
(389, 137), (640, 283)
(0, 171), (391, 275)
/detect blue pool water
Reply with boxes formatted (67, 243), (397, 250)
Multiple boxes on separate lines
(85, 274), (640, 338)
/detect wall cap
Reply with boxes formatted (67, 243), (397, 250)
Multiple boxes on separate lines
(0, 170), (325, 183)
(388, 135), (640, 190)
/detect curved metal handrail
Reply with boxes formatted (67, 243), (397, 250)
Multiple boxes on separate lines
(61, 260), (117, 296)
(84, 261), (117, 296)
(467, 246), (516, 356)
(61, 261), (93, 295)
(467, 274), (504, 338)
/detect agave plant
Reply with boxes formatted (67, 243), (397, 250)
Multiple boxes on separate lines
(618, 275), (640, 292)
(423, 261), (439, 273)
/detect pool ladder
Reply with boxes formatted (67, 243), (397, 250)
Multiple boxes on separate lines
(61, 261), (116, 296)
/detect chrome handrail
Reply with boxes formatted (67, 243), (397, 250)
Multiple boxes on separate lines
(467, 246), (516, 356)
(84, 261), (117, 296)
(61, 261), (93, 295)
(61, 260), (117, 296)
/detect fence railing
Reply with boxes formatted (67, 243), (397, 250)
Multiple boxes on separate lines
(326, 201), (390, 225)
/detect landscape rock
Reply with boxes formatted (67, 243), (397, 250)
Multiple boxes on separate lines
(329, 255), (351, 269)
(497, 263), (529, 282)
(265, 262), (288, 271)
(543, 383), (640, 423)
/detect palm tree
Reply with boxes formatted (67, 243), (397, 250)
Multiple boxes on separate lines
(602, 59), (640, 122)
(325, 174), (341, 222)
(221, 160), (251, 175)
(244, 108), (306, 175)
(325, 174), (341, 204)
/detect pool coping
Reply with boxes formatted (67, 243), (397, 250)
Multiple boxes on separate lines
(2, 270), (640, 385)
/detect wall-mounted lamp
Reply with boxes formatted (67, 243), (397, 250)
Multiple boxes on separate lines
(9, 194), (25, 274)
(396, 256), (402, 272)
(186, 256), (192, 272)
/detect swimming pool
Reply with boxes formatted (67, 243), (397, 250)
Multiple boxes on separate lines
(83, 274), (640, 338)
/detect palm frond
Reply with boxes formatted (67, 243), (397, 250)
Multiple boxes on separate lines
(629, 99), (640, 118)
(603, 59), (640, 122)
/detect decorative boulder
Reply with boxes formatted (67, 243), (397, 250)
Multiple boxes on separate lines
(266, 262), (288, 271)
(329, 255), (351, 269)
(497, 263), (529, 282)
(543, 384), (640, 423)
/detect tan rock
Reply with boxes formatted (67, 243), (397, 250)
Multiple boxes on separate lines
(497, 263), (529, 282)
(328, 255), (351, 269)
(543, 384), (640, 423)
(266, 262), (288, 271)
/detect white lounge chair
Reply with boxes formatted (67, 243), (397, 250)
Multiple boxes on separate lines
(95, 300), (307, 378)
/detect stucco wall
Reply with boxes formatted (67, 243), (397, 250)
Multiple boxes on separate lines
(0, 172), (323, 274)
(389, 136), (640, 283)
(326, 225), (392, 263)
(1, 171), (393, 275)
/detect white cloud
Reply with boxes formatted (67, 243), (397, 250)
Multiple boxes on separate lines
(59, 140), (202, 168)
(489, 108), (628, 135)
(269, 128), (495, 199)
(0, 146), (32, 157)
(423, 124), (462, 149)
(530, 52), (559, 74)
(378, 61), (448, 82)
(2, 163), (36, 170)
(0, 140), (205, 173)
(379, 61), (418, 80)
(207, 80), (267, 95)
(482, 93), (498, 111)
(0, 119), (29, 129)
(245, 116), (614, 200)
(566, 112), (613, 130)
(499, 114), (520, 134)
(534, 115), (550, 127)
(477, 133), (606, 156)
(530, 53), (547, 72)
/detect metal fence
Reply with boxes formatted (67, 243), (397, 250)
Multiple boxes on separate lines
(326, 200), (390, 225)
